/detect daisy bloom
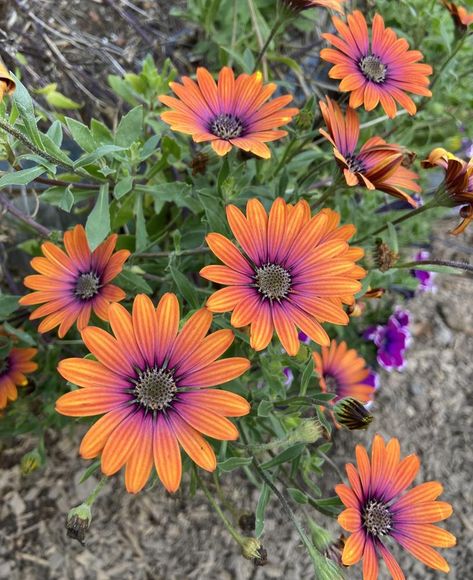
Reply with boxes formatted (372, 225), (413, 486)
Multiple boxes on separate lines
(19, 225), (130, 338)
(56, 293), (250, 493)
(281, 0), (345, 13)
(200, 198), (366, 356)
(336, 434), (456, 578)
(320, 98), (420, 206)
(0, 59), (15, 102)
(0, 336), (37, 410)
(442, 1), (473, 29)
(321, 11), (432, 118)
(313, 339), (376, 406)
(422, 147), (473, 234)
(158, 67), (299, 159)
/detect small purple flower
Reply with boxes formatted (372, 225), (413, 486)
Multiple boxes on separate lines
(283, 367), (294, 387)
(363, 370), (379, 410)
(364, 308), (411, 372)
(298, 331), (310, 345)
(411, 250), (436, 293)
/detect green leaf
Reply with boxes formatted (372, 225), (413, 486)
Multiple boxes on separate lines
(147, 183), (201, 214)
(255, 482), (271, 538)
(46, 90), (82, 110)
(11, 74), (43, 149)
(115, 106), (143, 147)
(73, 145), (126, 169)
(0, 166), (45, 187)
(299, 355), (314, 396)
(86, 184), (110, 251)
(40, 132), (74, 166)
(134, 194), (148, 252)
(0, 294), (20, 319)
(46, 120), (63, 146)
(91, 119), (114, 144)
(115, 268), (152, 294)
(0, 336), (13, 358)
(260, 443), (305, 470)
(140, 135), (160, 161)
(169, 266), (201, 309)
(113, 176), (134, 199)
(58, 185), (74, 212)
(65, 118), (97, 152)
(310, 496), (344, 517)
(79, 459), (101, 484)
(218, 456), (254, 472)
(2, 322), (35, 346)
(287, 487), (309, 504)
(257, 400), (273, 417)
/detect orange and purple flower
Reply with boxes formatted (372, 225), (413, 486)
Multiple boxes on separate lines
(422, 147), (473, 235)
(159, 67), (299, 159)
(442, 1), (473, 29)
(56, 294), (250, 493)
(321, 11), (432, 118)
(281, 0), (345, 13)
(19, 225), (130, 338)
(364, 308), (410, 372)
(320, 98), (420, 206)
(200, 198), (365, 356)
(336, 434), (456, 578)
(0, 336), (37, 410)
(313, 339), (377, 406)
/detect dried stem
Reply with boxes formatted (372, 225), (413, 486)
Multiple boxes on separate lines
(0, 192), (51, 238)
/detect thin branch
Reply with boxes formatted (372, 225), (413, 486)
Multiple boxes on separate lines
(0, 192), (51, 238)
(396, 259), (473, 274)
(136, 247), (210, 258)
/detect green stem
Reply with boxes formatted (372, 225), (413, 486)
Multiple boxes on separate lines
(253, 15), (285, 71)
(429, 32), (469, 94)
(354, 200), (436, 244)
(85, 476), (108, 507)
(395, 259), (473, 274)
(135, 246), (210, 258)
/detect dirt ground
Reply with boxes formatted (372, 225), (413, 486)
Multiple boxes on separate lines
(1, 220), (472, 580)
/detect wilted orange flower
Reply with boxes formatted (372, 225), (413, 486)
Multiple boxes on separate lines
(0, 59), (15, 102)
(336, 434), (456, 578)
(320, 98), (420, 206)
(442, 1), (473, 29)
(321, 11), (432, 118)
(313, 339), (376, 406)
(159, 67), (299, 159)
(281, 0), (345, 13)
(56, 294), (250, 493)
(19, 225), (130, 337)
(0, 333), (37, 410)
(422, 147), (473, 234)
(200, 198), (365, 356)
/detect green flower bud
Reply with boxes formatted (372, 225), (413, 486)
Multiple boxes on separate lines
(287, 419), (321, 445)
(333, 397), (373, 431)
(241, 537), (262, 561)
(20, 448), (43, 475)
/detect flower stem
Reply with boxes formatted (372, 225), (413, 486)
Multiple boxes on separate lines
(0, 192), (51, 238)
(395, 259), (473, 274)
(253, 15), (285, 72)
(354, 200), (436, 244)
(429, 32), (469, 94)
(84, 476), (108, 507)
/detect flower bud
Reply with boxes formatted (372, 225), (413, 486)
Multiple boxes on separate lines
(308, 519), (333, 551)
(20, 449), (43, 475)
(241, 537), (263, 561)
(295, 108), (314, 131)
(65, 503), (92, 545)
(288, 419), (321, 445)
(333, 398), (373, 431)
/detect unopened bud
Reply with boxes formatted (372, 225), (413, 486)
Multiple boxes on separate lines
(288, 419), (321, 445)
(308, 519), (333, 551)
(241, 537), (262, 561)
(65, 503), (92, 545)
(363, 287), (385, 299)
(295, 109), (314, 131)
(333, 398), (373, 431)
(20, 449), (43, 475)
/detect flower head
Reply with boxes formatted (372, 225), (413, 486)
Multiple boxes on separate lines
(320, 98), (420, 206)
(159, 67), (299, 159)
(442, 1), (473, 29)
(333, 397), (374, 430)
(19, 225), (130, 337)
(321, 11), (432, 118)
(0, 59), (15, 102)
(422, 147), (473, 234)
(313, 339), (377, 406)
(411, 250), (437, 293)
(281, 0), (345, 13)
(336, 434), (456, 577)
(0, 336), (37, 410)
(200, 198), (365, 356)
(56, 293), (250, 493)
(364, 308), (410, 371)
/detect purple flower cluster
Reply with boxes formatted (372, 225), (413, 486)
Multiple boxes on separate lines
(364, 308), (411, 372)
(411, 250), (436, 293)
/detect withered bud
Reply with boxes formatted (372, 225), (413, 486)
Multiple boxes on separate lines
(401, 149), (417, 169)
(253, 545), (268, 567)
(238, 513), (256, 532)
(241, 537), (263, 561)
(65, 503), (92, 545)
(333, 398), (373, 431)
(374, 240), (399, 272)
(190, 152), (209, 176)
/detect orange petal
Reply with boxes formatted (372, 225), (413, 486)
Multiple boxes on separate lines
(57, 358), (130, 389)
(155, 293), (180, 366)
(393, 481), (444, 510)
(132, 294), (158, 367)
(79, 405), (133, 459)
(393, 534), (450, 572)
(108, 303), (145, 368)
(168, 411), (216, 472)
(175, 403), (239, 440)
(176, 329), (234, 377)
(338, 508), (362, 532)
(168, 309), (213, 369)
(394, 501), (453, 524)
(342, 530), (365, 566)
(204, 233), (253, 275)
(154, 414), (182, 493)
(180, 389), (250, 417)
(125, 414), (154, 493)
(81, 326), (134, 377)
(179, 358), (250, 388)
(398, 524), (456, 548)
(101, 410), (143, 475)
(362, 539), (379, 580)
(206, 286), (251, 313)
(250, 302), (273, 351)
(55, 388), (130, 417)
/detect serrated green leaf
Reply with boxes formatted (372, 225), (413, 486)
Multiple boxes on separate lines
(257, 400), (273, 417)
(74, 145), (126, 169)
(58, 185), (74, 212)
(86, 184), (110, 251)
(11, 74), (43, 149)
(46, 120), (63, 146)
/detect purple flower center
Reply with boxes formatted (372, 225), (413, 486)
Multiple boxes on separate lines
(363, 499), (392, 537)
(324, 373), (339, 394)
(359, 55), (387, 84)
(345, 153), (366, 174)
(255, 263), (291, 301)
(75, 272), (100, 300)
(133, 367), (177, 411)
(0, 357), (10, 377)
(210, 113), (245, 140)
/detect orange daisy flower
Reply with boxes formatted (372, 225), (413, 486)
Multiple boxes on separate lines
(281, 0), (345, 13)
(19, 225), (130, 338)
(200, 198), (365, 356)
(320, 98), (420, 206)
(442, 1), (473, 29)
(313, 339), (376, 406)
(336, 434), (456, 578)
(321, 11), (432, 118)
(158, 67), (299, 159)
(0, 333), (37, 410)
(422, 147), (473, 234)
(0, 59), (15, 102)
(56, 293), (250, 494)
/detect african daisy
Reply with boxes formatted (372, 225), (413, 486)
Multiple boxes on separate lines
(0, 332), (37, 410)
